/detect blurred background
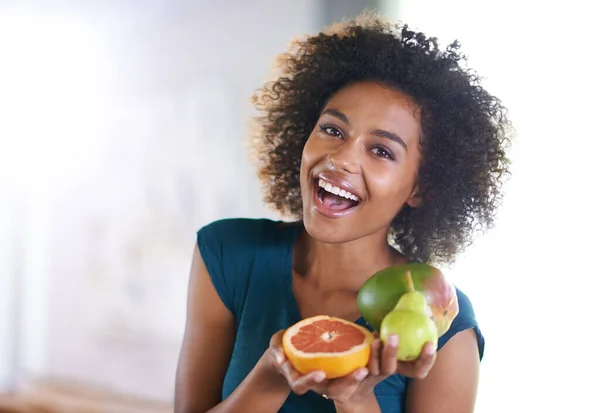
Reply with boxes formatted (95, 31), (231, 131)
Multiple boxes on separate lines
(0, 0), (598, 412)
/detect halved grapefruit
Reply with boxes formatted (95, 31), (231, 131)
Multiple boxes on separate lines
(282, 315), (375, 379)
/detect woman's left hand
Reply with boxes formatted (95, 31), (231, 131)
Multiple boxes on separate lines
(303, 333), (437, 410)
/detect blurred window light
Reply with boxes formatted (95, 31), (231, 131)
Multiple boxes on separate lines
(0, 13), (114, 199)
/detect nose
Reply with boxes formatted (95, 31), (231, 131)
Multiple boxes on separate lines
(327, 139), (361, 174)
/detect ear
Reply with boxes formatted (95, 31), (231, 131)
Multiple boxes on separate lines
(406, 185), (423, 208)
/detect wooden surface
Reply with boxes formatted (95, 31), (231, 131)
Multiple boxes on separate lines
(0, 380), (172, 413)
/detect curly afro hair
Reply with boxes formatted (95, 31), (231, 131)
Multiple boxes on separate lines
(249, 12), (511, 265)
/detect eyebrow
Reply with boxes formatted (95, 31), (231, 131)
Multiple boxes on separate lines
(321, 108), (408, 151)
(322, 109), (349, 124)
(371, 129), (408, 151)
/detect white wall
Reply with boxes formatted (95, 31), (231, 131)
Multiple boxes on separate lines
(0, 197), (18, 389)
(3, 0), (597, 409)
(398, 1), (599, 412)
(0, 0), (321, 401)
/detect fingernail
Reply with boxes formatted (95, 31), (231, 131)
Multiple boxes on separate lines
(388, 334), (398, 347)
(314, 371), (326, 382)
(275, 351), (284, 365)
(355, 369), (368, 380)
(426, 343), (436, 355)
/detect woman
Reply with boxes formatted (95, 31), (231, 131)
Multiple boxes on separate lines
(175, 13), (510, 413)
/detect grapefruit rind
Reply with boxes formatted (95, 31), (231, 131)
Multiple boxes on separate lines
(282, 315), (374, 379)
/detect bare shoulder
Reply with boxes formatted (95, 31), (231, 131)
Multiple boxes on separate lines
(174, 243), (236, 413)
(405, 327), (481, 413)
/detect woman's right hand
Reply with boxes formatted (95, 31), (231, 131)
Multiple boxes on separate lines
(260, 330), (330, 394)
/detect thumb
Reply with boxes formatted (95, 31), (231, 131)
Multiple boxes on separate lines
(269, 330), (287, 365)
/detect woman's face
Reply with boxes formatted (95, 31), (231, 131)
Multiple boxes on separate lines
(300, 81), (422, 244)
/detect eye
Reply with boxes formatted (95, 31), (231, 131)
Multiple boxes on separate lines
(371, 146), (395, 160)
(319, 124), (343, 138)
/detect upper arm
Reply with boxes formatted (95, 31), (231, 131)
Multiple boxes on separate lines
(405, 328), (481, 413)
(174, 243), (236, 413)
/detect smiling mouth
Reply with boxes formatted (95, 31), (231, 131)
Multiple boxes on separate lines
(316, 178), (360, 212)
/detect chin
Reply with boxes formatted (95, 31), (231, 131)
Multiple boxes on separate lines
(301, 208), (362, 244)
(303, 221), (350, 244)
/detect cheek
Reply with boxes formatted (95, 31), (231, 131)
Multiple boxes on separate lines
(367, 166), (415, 206)
(300, 135), (321, 172)
(299, 137), (317, 186)
(302, 134), (319, 156)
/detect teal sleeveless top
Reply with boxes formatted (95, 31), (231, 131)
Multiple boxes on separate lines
(197, 218), (485, 413)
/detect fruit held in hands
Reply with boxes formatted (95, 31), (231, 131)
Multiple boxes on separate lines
(357, 262), (459, 335)
(282, 315), (374, 379)
(380, 271), (439, 361)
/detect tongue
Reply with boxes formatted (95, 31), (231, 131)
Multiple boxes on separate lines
(322, 191), (356, 210)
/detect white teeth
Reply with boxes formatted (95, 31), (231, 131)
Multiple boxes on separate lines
(318, 179), (359, 202)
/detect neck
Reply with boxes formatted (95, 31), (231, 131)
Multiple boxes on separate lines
(294, 226), (402, 292)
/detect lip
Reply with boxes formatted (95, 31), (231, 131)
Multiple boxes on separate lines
(311, 172), (363, 218)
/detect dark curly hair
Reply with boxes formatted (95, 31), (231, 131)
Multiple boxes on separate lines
(249, 12), (511, 264)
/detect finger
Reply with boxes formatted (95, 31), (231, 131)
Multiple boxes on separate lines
(367, 338), (382, 376)
(413, 342), (437, 379)
(269, 330), (286, 366)
(380, 334), (399, 376)
(285, 366), (328, 395)
(397, 341), (437, 379)
(325, 367), (368, 400)
(279, 359), (301, 382)
(269, 330), (285, 347)
(290, 371), (327, 395)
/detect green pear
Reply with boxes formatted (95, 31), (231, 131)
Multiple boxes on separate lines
(380, 271), (438, 361)
(393, 289), (430, 315)
(357, 262), (459, 336)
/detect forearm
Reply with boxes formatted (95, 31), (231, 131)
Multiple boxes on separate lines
(206, 357), (290, 413)
(334, 393), (382, 413)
